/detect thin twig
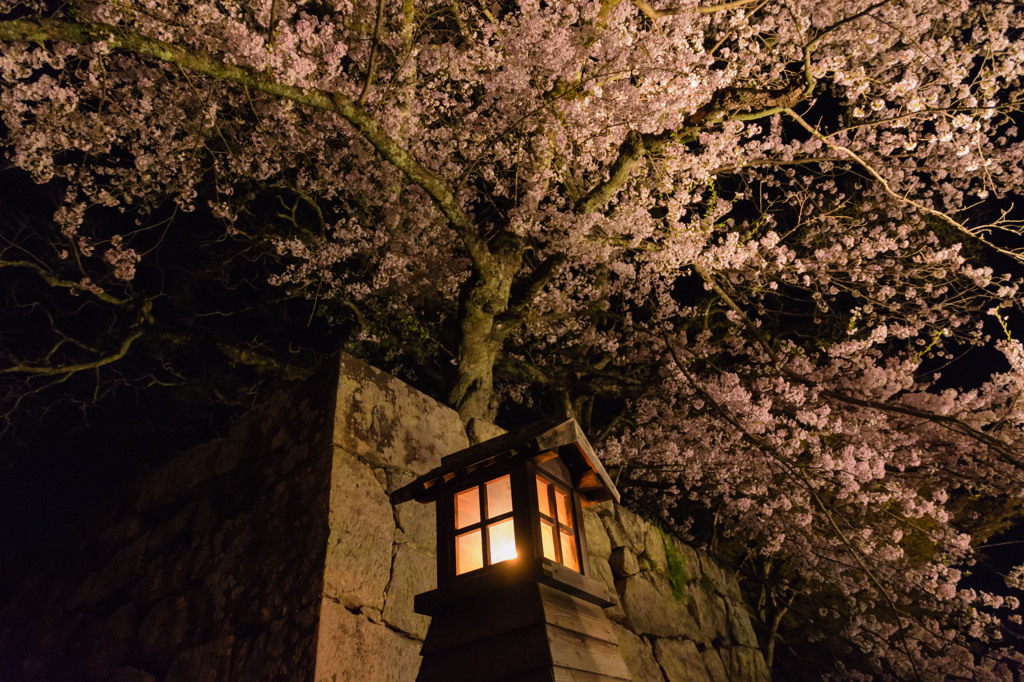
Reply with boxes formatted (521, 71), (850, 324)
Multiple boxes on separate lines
(785, 108), (1024, 267)
(358, 0), (386, 107)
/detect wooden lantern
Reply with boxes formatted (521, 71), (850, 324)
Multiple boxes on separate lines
(392, 414), (630, 681)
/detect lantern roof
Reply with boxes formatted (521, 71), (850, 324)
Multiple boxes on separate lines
(391, 413), (619, 505)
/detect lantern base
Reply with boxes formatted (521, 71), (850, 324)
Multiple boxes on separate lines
(414, 562), (628, 681)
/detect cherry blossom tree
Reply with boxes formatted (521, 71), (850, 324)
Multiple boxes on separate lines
(2, 0), (1024, 677)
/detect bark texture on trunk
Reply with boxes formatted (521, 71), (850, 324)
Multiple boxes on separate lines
(449, 245), (522, 423)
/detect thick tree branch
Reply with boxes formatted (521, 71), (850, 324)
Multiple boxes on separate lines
(633, 0), (761, 20)
(582, 0), (892, 214)
(0, 258), (131, 307)
(698, 0), (761, 11)
(0, 17), (493, 271)
(0, 330), (144, 376)
(495, 252), (567, 335)
(575, 82), (804, 214)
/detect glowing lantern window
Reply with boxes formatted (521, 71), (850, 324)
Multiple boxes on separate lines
(391, 414), (622, 592)
(453, 474), (517, 575)
(535, 474), (579, 571)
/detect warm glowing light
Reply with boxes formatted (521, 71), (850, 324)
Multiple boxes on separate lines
(486, 475), (513, 516)
(536, 474), (579, 572)
(453, 475), (518, 575)
(555, 488), (573, 528)
(540, 519), (557, 561)
(456, 529), (483, 575)
(455, 487), (480, 529)
(537, 477), (551, 516)
(489, 518), (517, 564)
(560, 528), (579, 571)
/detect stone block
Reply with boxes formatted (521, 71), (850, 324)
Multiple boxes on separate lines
(582, 506), (612, 559)
(395, 504), (436, 556)
(228, 606), (318, 680)
(653, 639), (713, 682)
(315, 599), (422, 682)
(700, 649), (729, 682)
(333, 355), (468, 475)
(137, 595), (189, 669)
(679, 544), (701, 581)
(707, 594), (730, 643)
(83, 603), (137, 679)
(164, 636), (233, 682)
(589, 556), (616, 593)
(102, 539), (147, 597)
(142, 509), (193, 563)
(726, 601), (759, 648)
(610, 546), (640, 578)
(617, 573), (702, 641)
(66, 570), (105, 610)
(137, 438), (227, 510)
(720, 646), (770, 681)
(612, 624), (665, 681)
(323, 452), (395, 610)
(602, 513), (629, 550)
(697, 553), (731, 598)
(108, 667), (157, 682)
(92, 514), (143, 553)
(684, 583), (727, 644)
(615, 507), (649, 554)
(273, 441), (313, 481)
(721, 566), (744, 605)
(388, 471), (437, 555)
(465, 417), (506, 444)
(382, 545), (434, 639)
(643, 524), (669, 573)
(588, 559), (625, 622)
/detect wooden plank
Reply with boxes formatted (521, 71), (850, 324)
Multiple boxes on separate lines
(539, 584), (618, 645)
(417, 624), (552, 681)
(553, 666), (631, 681)
(420, 583), (545, 654)
(546, 623), (631, 679)
(492, 667), (558, 682)
(436, 487), (455, 585)
(538, 560), (615, 606)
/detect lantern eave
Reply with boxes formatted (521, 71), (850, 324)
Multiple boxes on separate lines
(390, 413), (619, 505)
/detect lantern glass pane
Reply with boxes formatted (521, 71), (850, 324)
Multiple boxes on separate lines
(536, 476), (551, 517)
(555, 488), (573, 527)
(540, 519), (558, 561)
(456, 529), (483, 575)
(486, 475), (513, 518)
(454, 487), (480, 529)
(488, 518), (517, 564)
(560, 529), (579, 572)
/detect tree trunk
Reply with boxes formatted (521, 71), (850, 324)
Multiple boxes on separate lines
(449, 245), (522, 423)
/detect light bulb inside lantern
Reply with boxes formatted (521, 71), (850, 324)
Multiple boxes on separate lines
(488, 518), (517, 564)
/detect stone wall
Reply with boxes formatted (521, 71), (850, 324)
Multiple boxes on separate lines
(586, 504), (769, 682)
(313, 355), (469, 682)
(0, 354), (769, 682)
(0, 368), (339, 682)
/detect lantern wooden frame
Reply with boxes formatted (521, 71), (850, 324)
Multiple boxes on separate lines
(393, 413), (618, 595)
(391, 414), (630, 682)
